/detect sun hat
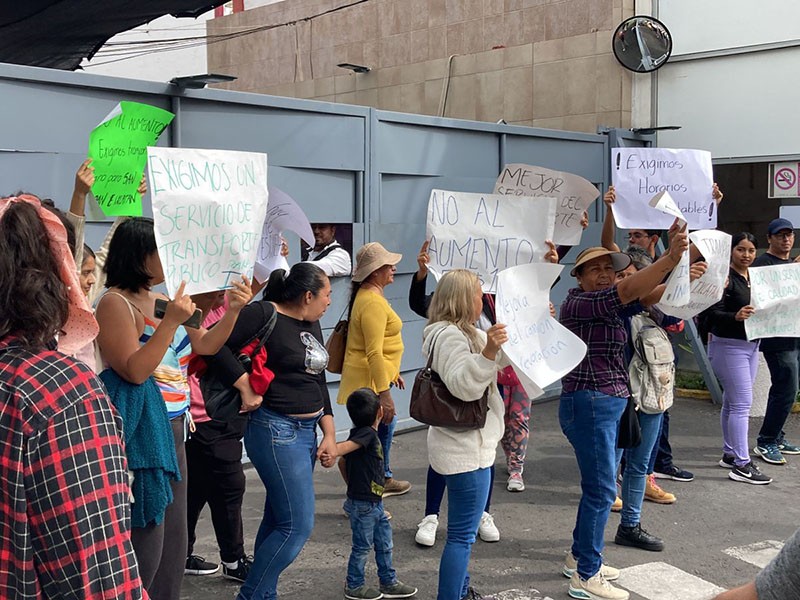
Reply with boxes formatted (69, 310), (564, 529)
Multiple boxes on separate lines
(352, 242), (402, 282)
(570, 246), (632, 277)
(768, 218), (794, 235)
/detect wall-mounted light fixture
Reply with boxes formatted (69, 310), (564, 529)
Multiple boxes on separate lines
(337, 63), (371, 74)
(169, 73), (238, 89)
(630, 125), (681, 135)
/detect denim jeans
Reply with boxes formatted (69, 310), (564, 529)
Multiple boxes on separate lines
(559, 390), (626, 580)
(424, 465), (494, 517)
(652, 409), (673, 473)
(344, 498), (396, 589)
(759, 349), (800, 446)
(237, 408), (320, 600)
(438, 467), (492, 600)
(621, 412), (663, 527)
(378, 415), (397, 479)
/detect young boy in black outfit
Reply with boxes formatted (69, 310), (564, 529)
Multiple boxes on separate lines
(338, 388), (417, 600)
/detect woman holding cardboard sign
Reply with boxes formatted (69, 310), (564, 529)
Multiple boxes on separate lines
(558, 220), (687, 600)
(95, 217), (252, 600)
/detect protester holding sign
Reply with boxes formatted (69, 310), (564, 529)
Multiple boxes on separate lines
(703, 233), (772, 485)
(748, 217), (800, 468)
(421, 269), (508, 600)
(558, 222), (687, 600)
(94, 217), (252, 600)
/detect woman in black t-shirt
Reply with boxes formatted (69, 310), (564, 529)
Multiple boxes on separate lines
(206, 262), (337, 600)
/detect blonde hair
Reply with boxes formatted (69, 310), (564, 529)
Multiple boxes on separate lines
(427, 270), (483, 350)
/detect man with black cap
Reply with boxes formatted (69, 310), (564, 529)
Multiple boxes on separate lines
(751, 217), (800, 466)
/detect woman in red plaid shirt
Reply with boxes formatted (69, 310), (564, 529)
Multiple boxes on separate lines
(0, 196), (147, 599)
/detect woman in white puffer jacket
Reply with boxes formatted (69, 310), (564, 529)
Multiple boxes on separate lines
(422, 269), (508, 600)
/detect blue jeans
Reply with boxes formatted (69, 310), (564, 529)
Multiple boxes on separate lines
(621, 412), (663, 527)
(438, 467), (492, 600)
(344, 498), (396, 589)
(759, 349), (800, 446)
(238, 408), (320, 600)
(559, 390), (626, 580)
(424, 465), (494, 516)
(378, 415), (397, 479)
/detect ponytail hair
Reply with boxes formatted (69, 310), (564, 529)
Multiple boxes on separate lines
(0, 201), (69, 349)
(263, 262), (327, 305)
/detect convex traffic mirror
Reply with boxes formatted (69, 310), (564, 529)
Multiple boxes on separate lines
(613, 15), (672, 73)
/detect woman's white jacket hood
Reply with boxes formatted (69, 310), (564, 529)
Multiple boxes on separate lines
(421, 321), (506, 476)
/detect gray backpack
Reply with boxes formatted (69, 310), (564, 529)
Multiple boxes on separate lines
(628, 312), (675, 414)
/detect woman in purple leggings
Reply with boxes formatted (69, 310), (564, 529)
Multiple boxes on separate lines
(705, 232), (772, 485)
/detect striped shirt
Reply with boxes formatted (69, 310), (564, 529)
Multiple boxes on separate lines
(0, 336), (146, 599)
(559, 286), (628, 398)
(140, 316), (191, 419)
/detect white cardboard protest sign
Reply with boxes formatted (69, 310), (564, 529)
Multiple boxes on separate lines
(611, 147), (715, 230)
(426, 189), (556, 293)
(649, 191), (691, 307)
(148, 147), (269, 296)
(494, 163), (599, 245)
(496, 263), (587, 398)
(657, 230), (731, 319)
(254, 187), (315, 283)
(746, 264), (800, 340)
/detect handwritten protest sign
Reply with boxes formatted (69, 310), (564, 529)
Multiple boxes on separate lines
(253, 187), (315, 282)
(147, 147), (268, 296)
(89, 102), (174, 216)
(611, 147), (715, 230)
(426, 189), (556, 293)
(746, 263), (800, 340)
(658, 229), (731, 319)
(494, 164), (599, 245)
(496, 263), (587, 398)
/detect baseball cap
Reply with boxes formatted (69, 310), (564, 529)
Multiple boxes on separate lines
(768, 218), (794, 235)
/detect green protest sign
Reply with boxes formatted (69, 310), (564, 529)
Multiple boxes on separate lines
(88, 101), (174, 216)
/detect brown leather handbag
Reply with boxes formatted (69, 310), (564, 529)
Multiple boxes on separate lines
(410, 329), (489, 429)
(325, 318), (348, 374)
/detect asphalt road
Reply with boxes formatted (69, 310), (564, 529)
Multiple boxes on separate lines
(182, 396), (800, 600)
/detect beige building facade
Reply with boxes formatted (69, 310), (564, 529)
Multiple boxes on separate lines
(208, 0), (635, 133)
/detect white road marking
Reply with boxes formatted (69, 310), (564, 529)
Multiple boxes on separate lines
(723, 540), (784, 569)
(617, 562), (724, 600)
(494, 590), (554, 600)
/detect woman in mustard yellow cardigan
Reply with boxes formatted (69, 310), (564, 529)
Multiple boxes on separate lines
(337, 242), (411, 497)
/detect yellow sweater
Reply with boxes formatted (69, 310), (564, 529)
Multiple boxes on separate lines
(337, 289), (404, 404)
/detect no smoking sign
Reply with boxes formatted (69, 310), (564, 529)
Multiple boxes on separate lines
(769, 162), (800, 198)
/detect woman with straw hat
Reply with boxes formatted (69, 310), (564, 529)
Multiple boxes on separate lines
(338, 242), (411, 497)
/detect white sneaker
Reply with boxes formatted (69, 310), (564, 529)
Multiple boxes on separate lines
(478, 511), (500, 542)
(414, 514), (439, 547)
(507, 473), (525, 492)
(569, 571), (629, 600)
(562, 552), (620, 581)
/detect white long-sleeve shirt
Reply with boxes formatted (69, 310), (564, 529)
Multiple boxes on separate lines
(304, 241), (352, 278)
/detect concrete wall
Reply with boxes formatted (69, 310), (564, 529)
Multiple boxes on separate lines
(207, 0), (635, 134)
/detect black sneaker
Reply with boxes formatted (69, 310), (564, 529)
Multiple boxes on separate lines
(461, 588), (496, 600)
(222, 555), (253, 583)
(185, 554), (219, 576)
(614, 523), (665, 552)
(729, 461), (772, 485)
(719, 454), (735, 468)
(654, 464), (694, 482)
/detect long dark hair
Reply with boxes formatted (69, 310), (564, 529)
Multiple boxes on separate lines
(263, 262), (327, 305)
(0, 201), (69, 349)
(104, 217), (158, 292)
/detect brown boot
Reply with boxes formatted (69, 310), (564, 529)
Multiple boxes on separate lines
(644, 474), (676, 504)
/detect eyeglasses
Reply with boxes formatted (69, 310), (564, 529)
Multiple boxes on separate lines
(628, 232), (649, 240)
(772, 232), (795, 239)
